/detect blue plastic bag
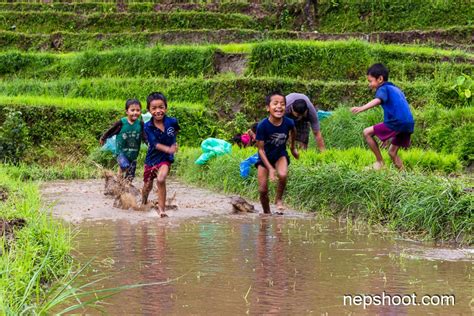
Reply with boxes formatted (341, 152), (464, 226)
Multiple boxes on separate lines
(240, 153), (259, 178)
(142, 112), (152, 123)
(195, 138), (232, 165)
(317, 110), (332, 121)
(101, 135), (117, 155)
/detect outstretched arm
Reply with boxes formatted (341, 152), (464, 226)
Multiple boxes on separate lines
(99, 120), (122, 146)
(351, 98), (381, 114)
(313, 130), (325, 152)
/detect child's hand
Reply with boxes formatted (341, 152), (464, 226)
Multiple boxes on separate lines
(351, 107), (362, 114)
(167, 144), (177, 154)
(291, 148), (299, 159)
(269, 168), (278, 182)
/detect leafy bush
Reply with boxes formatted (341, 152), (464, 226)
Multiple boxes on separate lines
(0, 110), (30, 164)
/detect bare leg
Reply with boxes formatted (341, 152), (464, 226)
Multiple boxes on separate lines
(388, 144), (404, 170)
(156, 164), (170, 217)
(141, 180), (153, 205)
(363, 126), (384, 169)
(274, 156), (288, 211)
(257, 166), (271, 214)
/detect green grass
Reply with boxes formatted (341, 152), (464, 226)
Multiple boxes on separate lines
(1, 27), (472, 53)
(0, 40), (472, 81)
(0, 46), (217, 79)
(0, 11), (263, 33)
(0, 95), (203, 111)
(248, 40), (473, 81)
(0, 76), (465, 111)
(317, 0), (473, 33)
(0, 166), (72, 313)
(175, 146), (473, 243)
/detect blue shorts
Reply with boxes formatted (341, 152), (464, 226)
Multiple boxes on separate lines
(255, 154), (289, 169)
(117, 154), (137, 180)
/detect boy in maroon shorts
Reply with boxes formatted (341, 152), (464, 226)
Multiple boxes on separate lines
(141, 92), (180, 217)
(351, 63), (414, 170)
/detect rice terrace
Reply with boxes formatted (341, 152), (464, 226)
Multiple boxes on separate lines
(0, 0), (472, 314)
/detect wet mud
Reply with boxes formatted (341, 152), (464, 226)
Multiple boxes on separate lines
(40, 178), (302, 224)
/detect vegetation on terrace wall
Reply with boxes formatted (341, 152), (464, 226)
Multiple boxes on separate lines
(0, 1), (471, 33)
(0, 42), (471, 81)
(248, 41), (473, 81)
(0, 47), (216, 78)
(0, 11), (270, 33)
(0, 26), (472, 52)
(317, 0), (472, 32)
(0, 102), (221, 164)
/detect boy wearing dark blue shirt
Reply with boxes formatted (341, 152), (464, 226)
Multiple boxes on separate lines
(351, 63), (414, 170)
(256, 92), (299, 214)
(141, 92), (180, 218)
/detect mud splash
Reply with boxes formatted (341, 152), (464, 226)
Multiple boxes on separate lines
(40, 178), (303, 224)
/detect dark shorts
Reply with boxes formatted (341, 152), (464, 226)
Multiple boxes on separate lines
(295, 120), (310, 145)
(143, 162), (171, 183)
(117, 154), (137, 180)
(373, 123), (412, 148)
(255, 154), (289, 169)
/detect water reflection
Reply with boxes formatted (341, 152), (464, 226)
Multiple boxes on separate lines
(73, 217), (473, 315)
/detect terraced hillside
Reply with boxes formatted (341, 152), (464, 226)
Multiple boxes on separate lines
(0, 1), (471, 170)
(0, 0), (472, 166)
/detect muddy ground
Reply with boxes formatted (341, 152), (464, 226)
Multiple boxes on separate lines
(40, 178), (304, 224)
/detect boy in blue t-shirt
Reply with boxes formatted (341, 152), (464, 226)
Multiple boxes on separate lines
(351, 63), (414, 170)
(255, 92), (299, 215)
(141, 92), (180, 218)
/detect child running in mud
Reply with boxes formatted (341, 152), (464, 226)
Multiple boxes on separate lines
(232, 123), (258, 148)
(141, 92), (180, 218)
(351, 63), (414, 170)
(100, 99), (146, 181)
(255, 92), (299, 215)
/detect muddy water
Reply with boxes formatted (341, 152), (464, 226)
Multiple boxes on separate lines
(42, 180), (473, 315)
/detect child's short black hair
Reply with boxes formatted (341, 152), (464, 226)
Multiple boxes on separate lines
(292, 99), (308, 114)
(367, 63), (389, 81)
(125, 98), (141, 110)
(265, 91), (285, 106)
(232, 134), (243, 147)
(146, 92), (168, 110)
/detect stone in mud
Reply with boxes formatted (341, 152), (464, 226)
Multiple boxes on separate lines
(230, 196), (255, 213)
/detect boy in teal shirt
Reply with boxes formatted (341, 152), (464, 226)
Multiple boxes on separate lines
(100, 99), (147, 181)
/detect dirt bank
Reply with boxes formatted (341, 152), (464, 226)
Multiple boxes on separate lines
(40, 178), (305, 224)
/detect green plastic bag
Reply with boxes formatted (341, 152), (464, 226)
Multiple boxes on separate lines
(195, 138), (232, 165)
